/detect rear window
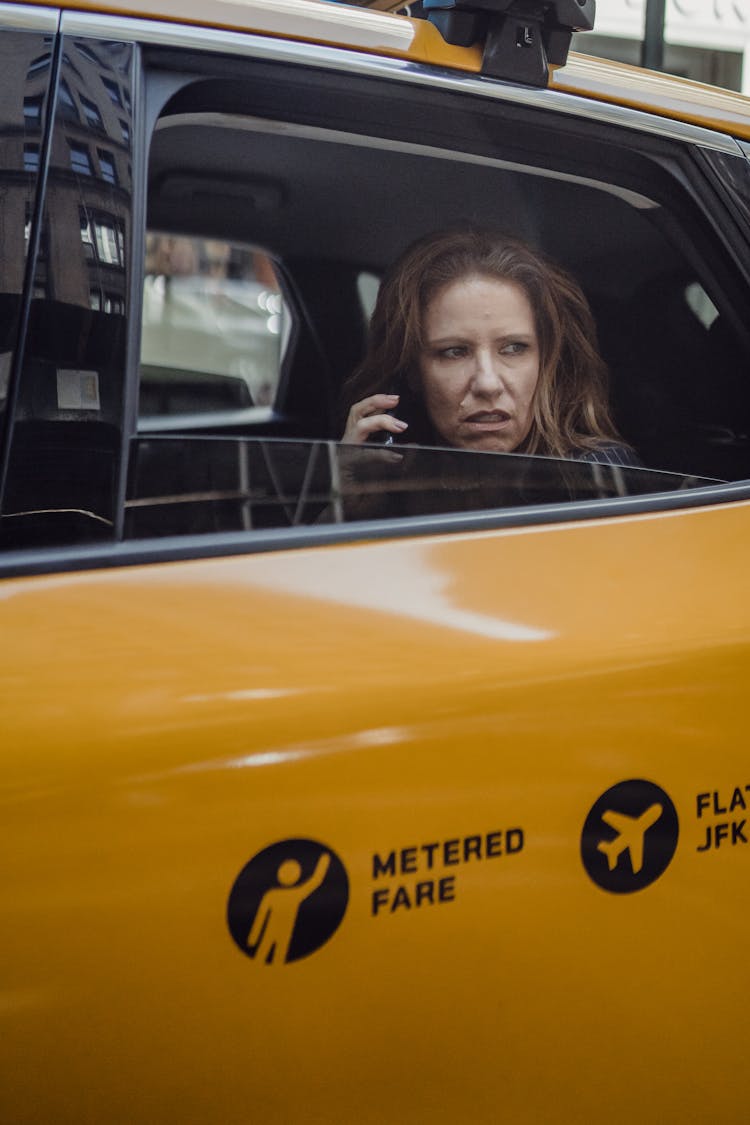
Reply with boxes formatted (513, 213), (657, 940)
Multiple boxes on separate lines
(139, 233), (288, 420)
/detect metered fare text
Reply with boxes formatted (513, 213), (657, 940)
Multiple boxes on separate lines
(371, 829), (524, 916)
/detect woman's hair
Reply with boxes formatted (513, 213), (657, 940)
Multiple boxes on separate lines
(341, 228), (624, 457)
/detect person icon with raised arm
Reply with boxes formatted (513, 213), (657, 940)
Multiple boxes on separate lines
(227, 839), (348, 964)
(247, 852), (331, 965)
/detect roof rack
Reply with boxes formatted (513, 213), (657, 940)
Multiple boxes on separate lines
(423, 0), (596, 87)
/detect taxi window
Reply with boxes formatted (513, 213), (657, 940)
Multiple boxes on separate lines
(357, 271), (380, 324)
(139, 234), (288, 420)
(141, 66), (750, 484)
(125, 437), (713, 539)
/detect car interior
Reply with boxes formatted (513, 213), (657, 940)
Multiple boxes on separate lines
(140, 60), (750, 480)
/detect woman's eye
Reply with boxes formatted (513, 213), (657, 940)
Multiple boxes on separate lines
(500, 341), (528, 356)
(439, 346), (467, 360)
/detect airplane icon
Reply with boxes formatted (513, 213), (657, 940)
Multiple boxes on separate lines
(596, 803), (664, 874)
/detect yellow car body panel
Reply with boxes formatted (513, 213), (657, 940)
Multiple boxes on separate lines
(554, 51), (750, 142)
(2, 0), (749, 1118)
(3, 499), (749, 1122)
(34, 0), (486, 70)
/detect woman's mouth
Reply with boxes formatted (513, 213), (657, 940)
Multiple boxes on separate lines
(463, 410), (512, 429)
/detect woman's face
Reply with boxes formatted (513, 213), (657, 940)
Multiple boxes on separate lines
(418, 274), (540, 453)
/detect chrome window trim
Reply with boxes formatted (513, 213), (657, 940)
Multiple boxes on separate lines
(0, 2), (59, 31)
(59, 9), (745, 158)
(155, 111), (658, 210)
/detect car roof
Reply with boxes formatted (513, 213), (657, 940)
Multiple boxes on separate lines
(554, 52), (750, 142)
(23, 0), (750, 141)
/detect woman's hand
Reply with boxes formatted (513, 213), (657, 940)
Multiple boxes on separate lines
(342, 394), (409, 444)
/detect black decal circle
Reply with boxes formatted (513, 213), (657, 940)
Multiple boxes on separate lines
(581, 780), (679, 893)
(227, 839), (348, 964)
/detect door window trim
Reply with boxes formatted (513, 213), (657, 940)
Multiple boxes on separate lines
(58, 9), (745, 157)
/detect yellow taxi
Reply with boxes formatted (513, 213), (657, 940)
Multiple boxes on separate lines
(1, 0), (749, 1120)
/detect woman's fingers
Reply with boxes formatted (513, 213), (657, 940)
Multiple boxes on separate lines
(351, 413), (408, 441)
(343, 394), (409, 443)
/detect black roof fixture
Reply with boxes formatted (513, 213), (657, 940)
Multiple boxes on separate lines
(423, 0), (596, 87)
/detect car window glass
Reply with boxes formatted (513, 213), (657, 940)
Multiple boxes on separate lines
(143, 83), (750, 484)
(124, 436), (713, 540)
(139, 234), (288, 420)
(356, 271), (380, 324)
(684, 282), (719, 329)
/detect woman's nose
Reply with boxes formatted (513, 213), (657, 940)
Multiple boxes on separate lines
(470, 350), (505, 395)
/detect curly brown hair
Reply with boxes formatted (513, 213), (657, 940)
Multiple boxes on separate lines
(341, 228), (625, 457)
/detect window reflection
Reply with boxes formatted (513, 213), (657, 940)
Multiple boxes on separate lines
(97, 149), (117, 184)
(69, 141), (92, 175)
(96, 218), (124, 264)
(101, 76), (122, 108)
(59, 80), (79, 122)
(29, 42), (133, 313)
(81, 94), (104, 131)
(80, 207), (125, 266)
(1, 36), (134, 546)
(75, 41), (101, 66)
(24, 144), (40, 173)
(23, 95), (43, 124)
(89, 288), (124, 314)
(27, 53), (51, 77)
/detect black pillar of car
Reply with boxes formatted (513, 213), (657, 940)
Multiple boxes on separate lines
(640, 0), (666, 72)
(1, 37), (135, 549)
(423, 0), (596, 87)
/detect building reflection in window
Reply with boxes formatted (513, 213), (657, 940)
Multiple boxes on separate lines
(26, 52), (51, 77)
(89, 288), (125, 314)
(69, 141), (92, 175)
(80, 206), (125, 267)
(58, 80), (79, 122)
(97, 149), (117, 184)
(23, 94), (43, 124)
(80, 94), (104, 131)
(24, 144), (40, 173)
(101, 75), (123, 108)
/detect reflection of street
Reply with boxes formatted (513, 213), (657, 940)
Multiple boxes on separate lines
(247, 853), (331, 965)
(141, 234), (283, 410)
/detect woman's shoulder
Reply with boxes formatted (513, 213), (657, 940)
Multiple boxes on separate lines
(571, 443), (643, 468)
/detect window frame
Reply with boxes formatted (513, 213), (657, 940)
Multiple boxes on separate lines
(0, 10), (749, 576)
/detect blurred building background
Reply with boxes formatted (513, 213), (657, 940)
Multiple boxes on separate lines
(573, 0), (749, 93)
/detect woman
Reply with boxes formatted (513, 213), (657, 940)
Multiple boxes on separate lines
(341, 228), (637, 465)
